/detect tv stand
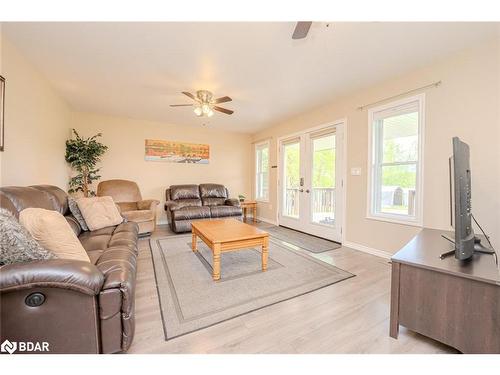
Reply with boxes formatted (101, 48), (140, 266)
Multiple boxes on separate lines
(439, 235), (496, 259)
(390, 229), (500, 353)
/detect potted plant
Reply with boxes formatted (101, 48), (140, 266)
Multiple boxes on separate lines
(65, 129), (108, 197)
(238, 194), (246, 202)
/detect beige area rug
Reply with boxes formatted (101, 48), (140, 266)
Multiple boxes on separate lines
(150, 235), (354, 340)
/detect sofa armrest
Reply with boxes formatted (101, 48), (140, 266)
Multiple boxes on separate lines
(137, 199), (160, 211)
(225, 198), (240, 207)
(164, 200), (180, 211)
(0, 259), (104, 296)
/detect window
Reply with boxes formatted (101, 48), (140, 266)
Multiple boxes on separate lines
(255, 141), (270, 201)
(368, 94), (424, 225)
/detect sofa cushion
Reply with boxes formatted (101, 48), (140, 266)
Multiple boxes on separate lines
(0, 208), (57, 265)
(68, 197), (89, 231)
(199, 183), (228, 198)
(77, 196), (124, 231)
(30, 185), (70, 216)
(170, 184), (200, 200)
(0, 186), (59, 218)
(79, 231), (112, 252)
(121, 209), (154, 223)
(209, 205), (243, 218)
(166, 199), (202, 211)
(65, 215), (82, 237)
(117, 202), (138, 212)
(79, 222), (138, 254)
(20, 208), (90, 262)
(171, 206), (211, 221)
(202, 197), (226, 206)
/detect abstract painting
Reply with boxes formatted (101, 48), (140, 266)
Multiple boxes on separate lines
(145, 139), (209, 164)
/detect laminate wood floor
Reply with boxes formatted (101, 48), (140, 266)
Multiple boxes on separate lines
(128, 224), (457, 354)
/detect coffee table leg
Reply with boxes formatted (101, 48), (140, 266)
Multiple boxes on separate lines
(213, 244), (221, 281)
(243, 207), (247, 222)
(262, 236), (269, 271)
(192, 231), (197, 252)
(253, 205), (257, 223)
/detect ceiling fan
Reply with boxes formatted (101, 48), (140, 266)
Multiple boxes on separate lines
(292, 21), (313, 39)
(170, 90), (234, 117)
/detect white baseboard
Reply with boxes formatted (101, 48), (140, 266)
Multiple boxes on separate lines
(342, 240), (393, 260)
(257, 216), (278, 226)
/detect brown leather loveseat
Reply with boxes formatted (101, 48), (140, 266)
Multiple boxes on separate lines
(0, 185), (139, 353)
(165, 183), (242, 233)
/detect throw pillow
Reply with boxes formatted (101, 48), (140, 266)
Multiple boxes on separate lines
(0, 208), (57, 265)
(68, 197), (89, 231)
(77, 196), (123, 231)
(19, 208), (90, 262)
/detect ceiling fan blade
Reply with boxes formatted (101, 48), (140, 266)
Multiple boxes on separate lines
(213, 106), (234, 115)
(292, 21), (312, 40)
(170, 104), (193, 107)
(182, 91), (196, 100)
(214, 96), (232, 104)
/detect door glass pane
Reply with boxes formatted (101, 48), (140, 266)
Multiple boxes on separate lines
(311, 134), (336, 225)
(379, 164), (416, 216)
(283, 141), (300, 218)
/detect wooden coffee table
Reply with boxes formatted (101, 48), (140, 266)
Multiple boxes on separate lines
(191, 219), (269, 281)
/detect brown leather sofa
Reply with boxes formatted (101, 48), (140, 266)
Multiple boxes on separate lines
(165, 183), (242, 233)
(97, 179), (159, 235)
(0, 185), (139, 354)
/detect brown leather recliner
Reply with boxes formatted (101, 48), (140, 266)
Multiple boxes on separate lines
(97, 179), (159, 235)
(0, 185), (139, 354)
(165, 183), (242, 233)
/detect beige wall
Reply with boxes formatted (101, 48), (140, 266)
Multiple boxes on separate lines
(71, 112), (252, 223)
(0, 35), (71, 188)
(252, 38), (500, 254)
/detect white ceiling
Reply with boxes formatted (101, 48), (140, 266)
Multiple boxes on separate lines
(2, 22), (498, 133)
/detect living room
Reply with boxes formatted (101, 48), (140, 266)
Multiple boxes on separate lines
(1, 1), (500, 372)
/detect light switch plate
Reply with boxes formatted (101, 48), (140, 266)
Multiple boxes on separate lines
(351, 167), (361, 176)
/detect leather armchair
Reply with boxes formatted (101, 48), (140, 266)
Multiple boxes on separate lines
(97, 179), (159, 235)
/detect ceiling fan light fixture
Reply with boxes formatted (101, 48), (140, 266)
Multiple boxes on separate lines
(193, 106), (203, 116)
(174, 90), (233, 117)
(201, 103), (211, 114)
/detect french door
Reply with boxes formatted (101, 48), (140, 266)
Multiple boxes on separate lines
(278, 123), (344, 242)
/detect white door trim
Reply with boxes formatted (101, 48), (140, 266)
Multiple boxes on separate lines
(276, 118), (347, 243)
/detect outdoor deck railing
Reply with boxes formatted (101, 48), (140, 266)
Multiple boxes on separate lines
(284, 187), (335, 217)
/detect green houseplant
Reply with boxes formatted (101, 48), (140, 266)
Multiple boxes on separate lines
(65, 129), (108, 197)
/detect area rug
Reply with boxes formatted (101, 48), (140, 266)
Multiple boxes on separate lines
(150, 235), (354, 340)
(265, 225), (342, 253)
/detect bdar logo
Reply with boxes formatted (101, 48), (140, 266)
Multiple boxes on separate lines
(1, 340), (17, 354)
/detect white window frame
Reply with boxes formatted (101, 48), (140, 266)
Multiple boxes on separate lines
(255, 140), (270, 202)
(367, 93), (425, 227)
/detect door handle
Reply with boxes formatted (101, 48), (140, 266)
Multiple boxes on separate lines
(305, 189), (310, 193)
(299, 189), (304, 192)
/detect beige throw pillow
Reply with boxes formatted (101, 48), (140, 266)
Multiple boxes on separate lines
(77, 196), (123, 231)
(19, 208), (90, 262)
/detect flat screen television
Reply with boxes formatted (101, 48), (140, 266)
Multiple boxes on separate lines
(450, 137), (475, 260)
(443, 137), (495, 261)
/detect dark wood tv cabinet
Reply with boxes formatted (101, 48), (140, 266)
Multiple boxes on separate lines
(390, 228), (500, 353)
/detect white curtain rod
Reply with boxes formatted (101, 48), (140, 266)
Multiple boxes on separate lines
(357, 81), (442, 111)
